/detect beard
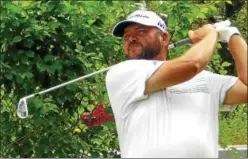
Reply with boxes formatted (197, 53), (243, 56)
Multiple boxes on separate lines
(136, 47), (161, 60)
(127, 37), (162, 60)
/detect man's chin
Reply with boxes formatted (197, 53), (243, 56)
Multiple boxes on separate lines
(127, 51), (143, 59)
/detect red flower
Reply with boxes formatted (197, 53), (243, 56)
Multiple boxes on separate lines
(80, 103), (113, 128)
(81, 112), (95, 128)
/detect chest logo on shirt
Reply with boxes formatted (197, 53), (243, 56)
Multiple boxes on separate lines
(168, 77), (209, 94)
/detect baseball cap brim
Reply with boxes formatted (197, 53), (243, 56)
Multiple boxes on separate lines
(112, 20), (158, 37)
(112, 10), (167, 37)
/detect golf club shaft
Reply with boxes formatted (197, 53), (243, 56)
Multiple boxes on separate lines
(168, 38), (192, 49)
(24, 38), (193, 100)
(25, 66), (111, 99)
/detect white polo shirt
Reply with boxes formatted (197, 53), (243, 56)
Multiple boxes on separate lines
(105, 60), (237, 158)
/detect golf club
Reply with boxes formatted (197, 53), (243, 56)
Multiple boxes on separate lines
(16, 38), (193, 119)
(17, 20), (231, 119)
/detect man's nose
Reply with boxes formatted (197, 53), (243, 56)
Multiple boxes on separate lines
(129, 36), (137, 43)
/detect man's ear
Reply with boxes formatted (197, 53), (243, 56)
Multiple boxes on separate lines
(161, 32), (169, 47)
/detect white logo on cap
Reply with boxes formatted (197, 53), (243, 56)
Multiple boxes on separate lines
(128, 13), (149, 19)
(158, 21), (166, 30)
(112, 10), (168, 37)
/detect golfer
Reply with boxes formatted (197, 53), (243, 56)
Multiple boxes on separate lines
(106, 10), (247, 158)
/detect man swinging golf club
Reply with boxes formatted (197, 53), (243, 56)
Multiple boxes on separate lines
(106, 10), (247, 158)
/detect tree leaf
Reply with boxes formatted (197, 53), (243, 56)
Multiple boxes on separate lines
(104, 107), (112, 114)
(26, 51), (35, 57)
(66, 84), (77, 91)
(36, 63), (47, 72)
(21, 1), (32, 7)
(78, 107), (85, 114)
(226, 1), (232, 5)
(16, 75), (24, 83)
(44, 55), (54, 62)
(222, 61), (231, 67)
(21, 56), (28, 63)
(168, 14), (177, 27)
(219, 70), (228, 75)
(51, 61), (62, 71)
(25, 72), (33, 79)
(6, 3), (23, 14)
(103, 121), (114, 128)
(13, 36), (22, 43)
(4, 74), (13, 80)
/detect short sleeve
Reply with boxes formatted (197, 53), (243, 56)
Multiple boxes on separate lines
(106, 60), (164, 118)
(207, 71), (238, 105)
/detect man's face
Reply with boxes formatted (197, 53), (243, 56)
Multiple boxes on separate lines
(122, 24), (166, 60)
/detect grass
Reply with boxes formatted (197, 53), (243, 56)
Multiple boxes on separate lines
(219, 104), (247, 147)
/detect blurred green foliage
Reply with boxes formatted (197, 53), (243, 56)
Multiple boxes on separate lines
(0, 0), (247, 158)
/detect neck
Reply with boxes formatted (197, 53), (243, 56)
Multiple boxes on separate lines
(153, 50), (168, 61)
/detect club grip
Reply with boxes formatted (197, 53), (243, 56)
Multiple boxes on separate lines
(174, 38), (193, 47)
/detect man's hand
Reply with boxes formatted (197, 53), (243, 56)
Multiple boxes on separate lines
(188, 24), (217, 43)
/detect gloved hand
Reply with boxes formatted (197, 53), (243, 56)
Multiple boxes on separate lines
(213, 20), (231, 28)
(215, 26), (241, 43)
(213, 20), (241, 43)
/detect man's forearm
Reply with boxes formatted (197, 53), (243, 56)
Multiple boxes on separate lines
(228, 35), (247, 85)
(180, 31), (218, 73)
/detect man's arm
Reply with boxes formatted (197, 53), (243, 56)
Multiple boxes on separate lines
(145, 24), (218, 94)
(224, 35), (247, 105)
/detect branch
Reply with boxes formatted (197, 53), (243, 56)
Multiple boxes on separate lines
(3, 126), (40, 154)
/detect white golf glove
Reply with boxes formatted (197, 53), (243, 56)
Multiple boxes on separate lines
(213, 20), (231, 28)
(213, 20), (241, 43)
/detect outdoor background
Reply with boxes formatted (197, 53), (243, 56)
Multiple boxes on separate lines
(0, 0), (247, 158)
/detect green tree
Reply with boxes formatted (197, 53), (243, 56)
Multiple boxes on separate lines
(1, 1), (247, 158)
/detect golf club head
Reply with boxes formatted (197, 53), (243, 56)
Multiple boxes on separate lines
(17, 98), (28, 119)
